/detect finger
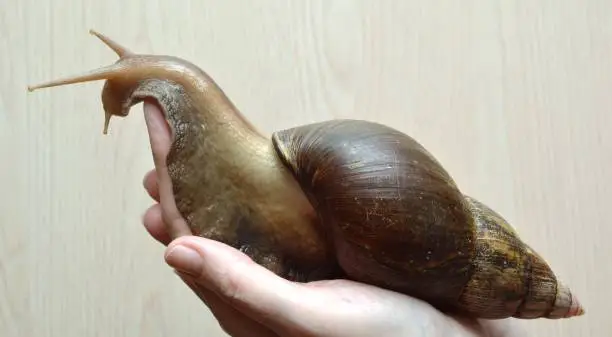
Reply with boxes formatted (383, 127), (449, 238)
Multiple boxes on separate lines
(142, 204), (172, 245)
(143, 99), (172, 161)
(176, 271), (279, 337)
(164, 236), (307, 333)
(143, 100), (192, 239)
(142, 169), (159, 202)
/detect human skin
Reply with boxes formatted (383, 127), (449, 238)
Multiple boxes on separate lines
(140, 101), (524, 337)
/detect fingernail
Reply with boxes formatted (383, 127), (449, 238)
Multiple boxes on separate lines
(166, 245), (202, 276)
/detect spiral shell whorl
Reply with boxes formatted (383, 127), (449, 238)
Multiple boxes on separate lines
(457, 196), (583, 319)
(272, 119), (582, 319)
(272, 119), (478, 308)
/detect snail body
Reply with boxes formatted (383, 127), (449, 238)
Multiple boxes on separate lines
(28, 30), (584, 320)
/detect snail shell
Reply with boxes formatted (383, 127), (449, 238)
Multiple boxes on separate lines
(27, 30), (584, 320)
(272, 120), (580, 319)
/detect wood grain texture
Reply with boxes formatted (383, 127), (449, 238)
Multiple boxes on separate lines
(1, 0), (610, 336)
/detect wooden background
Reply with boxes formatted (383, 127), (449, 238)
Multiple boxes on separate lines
(1, 1), (609, 336)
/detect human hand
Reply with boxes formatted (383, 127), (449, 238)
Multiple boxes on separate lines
(140, 101), (522, 336)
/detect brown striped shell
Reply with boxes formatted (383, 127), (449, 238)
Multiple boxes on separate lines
(272, 119), (582, 319)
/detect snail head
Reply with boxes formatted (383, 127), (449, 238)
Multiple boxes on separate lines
(27, 29), (216, 135)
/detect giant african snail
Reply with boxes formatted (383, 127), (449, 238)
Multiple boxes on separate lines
(28, 30), (584, 320)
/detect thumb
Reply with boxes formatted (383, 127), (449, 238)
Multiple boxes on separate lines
(164, 236), (308, 329)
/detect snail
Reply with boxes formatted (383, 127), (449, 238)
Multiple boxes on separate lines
(28, 30), (584, 320)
